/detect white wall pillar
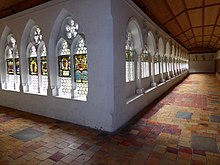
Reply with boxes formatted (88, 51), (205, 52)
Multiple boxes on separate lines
(151, 55), (157, 87)
(160, 56), (165, 82)
(136, 50), (144, 94)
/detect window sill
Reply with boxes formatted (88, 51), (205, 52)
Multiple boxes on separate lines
(56, 95), (87, 102)
(24, 91), (47, 96)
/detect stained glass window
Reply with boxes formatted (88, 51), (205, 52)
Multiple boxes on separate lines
(125, 32), (135, 82)
(58, 40), (71, 77)
(41, 56), (47, 76)
(57, 17), (89, 99)
(58, 39), (72, 97)
(141, 47), (149, 78)
(15, 58), (20, 75)
(5, 34), (20, 91)
(74, 39), (88, 82)
(27, 26), (48, 95)
(74, 38), (88, 97)
(7, 58), (14, 75)
(40, 44), (47, 76)
(29, 57), (38, 75)
(58, 55), (71, 77)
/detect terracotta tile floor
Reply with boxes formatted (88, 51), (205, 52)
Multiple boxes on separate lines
(0, 74), (220, 165)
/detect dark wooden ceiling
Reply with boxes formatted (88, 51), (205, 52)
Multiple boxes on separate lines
(133, 0), (220, 53)
(0, 0), (51, 20)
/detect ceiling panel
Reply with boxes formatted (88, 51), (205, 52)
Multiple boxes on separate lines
(193, 27), (203, 36)
(185, 29), (194, 39)
(195, 36), (203, 42)
(212, 36), (219, 43)
(189, 38), (196, 44)
(184, 0), (203, 9)
(176, 33), (188, 43)
(166, 0), (185, 16)
(164, 19), (182, 37)
(204, 6), (219, 25)
(204, 26), (214, 35)
(176, 12), (191, 31)
(205, 0), (220, 6)
(213, 26), (220, 35)
(142, 0), (173, 24)
(204, 36), (211, 41)
(188, 8), (203, 27)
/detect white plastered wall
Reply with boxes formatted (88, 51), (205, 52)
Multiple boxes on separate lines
(0, 0), (115, 132)
(189, 53), (216, 73)
(111, 0), (188, 131)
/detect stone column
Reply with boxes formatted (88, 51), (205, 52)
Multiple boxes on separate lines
(160, 56), (165, 82)
(151, 55), (157, 87)
(136, 49), (144, 94)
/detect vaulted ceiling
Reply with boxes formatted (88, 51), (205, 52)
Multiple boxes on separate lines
(133, 0), (220, 53)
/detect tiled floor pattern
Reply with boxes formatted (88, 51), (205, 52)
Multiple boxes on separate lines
(0, 74), (220, 165)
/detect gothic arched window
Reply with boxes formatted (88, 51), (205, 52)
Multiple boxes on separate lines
(56, 16), (88, 99)
(5, 34), (20, 91)
(27, 26), (48, 95)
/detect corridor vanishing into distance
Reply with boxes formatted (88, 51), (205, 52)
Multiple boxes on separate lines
(0, 74), (219, 165)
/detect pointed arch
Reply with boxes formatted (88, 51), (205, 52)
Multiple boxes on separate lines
(0, 26), (20, 91)
(49, 9), (73, 94)
(21, 19), (48, 94)
(0, 26), (11, 87)
(50, 9), (88, 100)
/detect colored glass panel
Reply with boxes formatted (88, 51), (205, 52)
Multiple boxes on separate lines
(15, 58), (20, 75)
(29, 57), (38, 75)
(41, 56), (47, 76)
(125, 50), (134, 62)
(7, 58), (14, 75)
(74, 54), (88, 83)
(58, 55), (71, 77)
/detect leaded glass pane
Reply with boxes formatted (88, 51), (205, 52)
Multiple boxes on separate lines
(41, 56), (47, 76)
(15, 58), (20, 75)
(74, 54), (88, 83)
(29, 57), (38, 75)
(41, 76), (48, 94)
(7, 58), (14, 75)
(30, 75), (38, 93)
(64, 18), (79, 40)
(58, 55), (71, 77)
(8, 75), (15, 90)
(33, 27), (43, 45)
(60, 77), (72, 97)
